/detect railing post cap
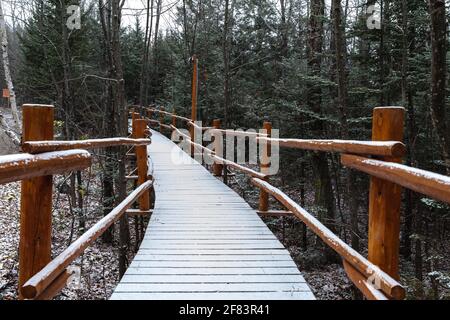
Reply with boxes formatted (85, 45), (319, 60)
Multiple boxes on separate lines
(373, 107), (405, 111)
(22, 104), (54, 109)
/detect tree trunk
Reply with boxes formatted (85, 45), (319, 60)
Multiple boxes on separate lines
(0, 1), (20, 130)
(428, 0), (449, 175)
(308, 0), (336, 263)
(223, 0), (231, 128)
(99, 0), (129, 277)
(139, 0), (154, 106)
(111, 0), (129, 278)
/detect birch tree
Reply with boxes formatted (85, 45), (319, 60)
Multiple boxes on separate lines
(0, 0), (20, 131)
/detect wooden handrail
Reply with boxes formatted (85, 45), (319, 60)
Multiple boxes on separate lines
(171, 125), (213, 153)
(147, 108), (191, 123)
(172, 125), (268, 179)
(21, 180), (154, 300)
(22, 138), (151, 154)
(147, 110), (210, 132)
(342, 154), (450, 203)
(0, 150), (92, 185)
(187, 122), (213, 131)
(257, 137), (406, 157)
(250, 177), (405, 300)
(210, 154), (268, 180)
(148, 119), (172, 130)
(211, 128), (268, 138)
(34, 269), (72, 300)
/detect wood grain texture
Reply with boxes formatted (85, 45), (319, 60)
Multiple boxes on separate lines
(341, 154), (450, 204)
(22, 138), (151, 154)
(259, 122), (271, 211)
(0, 150), (91, 184)
(19, 104), (54, 299)
(257, 137), (406, 157)
(368, 107), (405, 280)
(134, 119), (151, 211)
(111, 130), (315, 300)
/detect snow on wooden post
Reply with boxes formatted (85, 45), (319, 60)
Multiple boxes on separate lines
(259, 121), (272, 212)
(19, 104), (54, 299)
(190, 56), (198, 157)
(135, 119), (150, 212)
(191, 55), (198, 124)
(159, 107), (165, 132)
(212, 119), (223, 177)
(368, 107), (405, 280)
(131, 112), (140, 137)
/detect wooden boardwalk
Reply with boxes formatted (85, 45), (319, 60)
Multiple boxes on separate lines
(111, 131), (315, 300)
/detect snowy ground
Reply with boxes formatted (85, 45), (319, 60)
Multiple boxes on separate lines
(0, 172), (141, 300)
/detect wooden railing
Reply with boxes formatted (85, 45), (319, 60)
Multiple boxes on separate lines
(144, 105), (450, 300)
(0, 104), (153, 300)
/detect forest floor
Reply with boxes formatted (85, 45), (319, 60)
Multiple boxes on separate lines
(0, 168), (143, 300)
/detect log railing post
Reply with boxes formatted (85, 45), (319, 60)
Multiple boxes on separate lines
(159, 107), (165, 132)
(190, 56), (198, 157)
(135, 119), (150, 212)
(132, 112), (140, 138)
(19, 104), (54, 299)
(172, 112), (177, 127)
(191, 55), (198, 124)
(259, 121), (272, 212)
(368, 107), (405, 280)
(213, 119), (223, 176)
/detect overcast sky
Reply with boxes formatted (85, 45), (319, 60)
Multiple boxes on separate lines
(1, 0), (367, 33)
(121, 0), (178, 30)
(0, 0), (178, 31)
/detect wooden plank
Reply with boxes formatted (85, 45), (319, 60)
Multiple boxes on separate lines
(133, 255), (293, 261)
(120, 274), (306, 283)
(114, 282), (311, 292)
(138, 243), (286, 250)
(111, 291), (315, 300)
(144, 235), (275, 240)
(136, 249), (289, 255)
(140, 239), (282, 244)
(129, 260), (297, 268)
(145, 232), (274, 237)
(148, 226), (268, 229)
(124, 267), (302, 275)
